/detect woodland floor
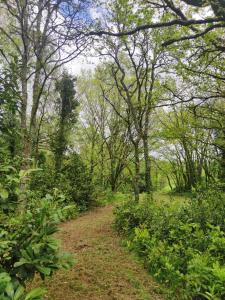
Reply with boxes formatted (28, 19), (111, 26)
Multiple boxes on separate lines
(32, 205), (165, 300)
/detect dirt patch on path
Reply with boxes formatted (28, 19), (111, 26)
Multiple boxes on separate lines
(36, 205), (164, 300)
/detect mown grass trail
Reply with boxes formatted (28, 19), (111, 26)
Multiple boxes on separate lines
(35, 205), (164, 300)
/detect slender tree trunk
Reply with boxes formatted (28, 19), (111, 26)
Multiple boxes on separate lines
(21, 62), (30, 162)
(19, 62), (29, 213)
(33, 94), (48, 165)
(30, 1), (43, 156)
(100, 142), (105, 188)
(167, 175), (173, 191)
(89, 135), (96, 182)
(19, 4), (30, 211)
(55, 121), (65, 173)
(20, 0), (30, 164)
(143, 135), (153, 195)
(110, 159), (116, 192)
(133, 142), (140, 202)
(30, 69), (41, 155)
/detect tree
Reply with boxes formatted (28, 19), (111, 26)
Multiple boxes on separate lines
(53, 72), (78, 173)
(77, 71), (131, 192)
(90, 0), (225, 49)
(0, 58), (20, 158)
(0, 0), (92, 163)
(95, 0), (169, 200)
(158, 106), (216, 191)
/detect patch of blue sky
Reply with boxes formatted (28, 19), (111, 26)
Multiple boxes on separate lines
(58, 0), (93, 24)
(57, 0), (108, 27)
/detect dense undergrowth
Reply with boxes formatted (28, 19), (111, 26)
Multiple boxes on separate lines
(0, 199), (75, 300)
(0, 156), (91, 299)
(114, 188), (225, 299)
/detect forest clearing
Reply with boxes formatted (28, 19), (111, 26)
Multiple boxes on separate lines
(0, 1), (225, 299)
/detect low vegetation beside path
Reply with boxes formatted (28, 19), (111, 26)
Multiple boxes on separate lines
(114, 190), (225, 299)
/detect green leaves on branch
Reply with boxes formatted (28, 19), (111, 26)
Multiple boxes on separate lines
(0, 272), (45, 300)
(0, 199), (75, 300)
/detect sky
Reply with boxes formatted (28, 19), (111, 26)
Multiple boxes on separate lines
(66, 52), (100, 76)
(64, 2), (106, 76)
(64, 1), (213, 77)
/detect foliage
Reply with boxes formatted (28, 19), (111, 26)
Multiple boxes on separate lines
(0, 271), (45, 300)
(0, 58), (21, 158)
(95, 190), (131, 206)
(0, 161), (77, 299)
(0, 162), (20, 212)
(0, 197), (74, 299)
(0, 0), (225, 298)
(114, 189), (225, 299)
(53, 72), (79, 172)
(58, 153), (93, 209)
(30, 152), (93, 210)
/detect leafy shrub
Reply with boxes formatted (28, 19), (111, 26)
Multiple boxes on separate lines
(0, 163), (20, 212)
(59, 153), (94, 209)
(0, 199), (74, 299)
(0, 271), (45, 300)
(187, 187), (225, 231)
(114, 199), (147, 234)
(37, 190), (79, 223)
(29, 165), (55, 199)
(30, 152), (94, 210)
(114, 189), (225, 299)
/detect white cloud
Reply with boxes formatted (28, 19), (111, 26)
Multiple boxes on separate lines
(65, 54), (100, 76)
(89, 7), (101, 20)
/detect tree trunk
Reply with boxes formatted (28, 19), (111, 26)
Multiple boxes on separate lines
(19, 11), (30, 212)
(143, 135), (153, 195)
(21, 62), (30, 163)
(55, 122), (65, 174)
(110, 160), (117, 192)
(89, 135), (96, 182)
(30, 1), (44, 157)
(167, 175), (173, 191)
(133, 142), (140, 202)
(30, 68), (41, 155)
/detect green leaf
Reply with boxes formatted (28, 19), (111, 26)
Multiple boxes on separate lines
(25, 288), (45, 300)
(0, 189), (9, 200)
(14, 258), (30, 268)
(36, 266), (51, 276)
(13, 285), (25, 300)
(5, 282), (14, 297)
(0, 273), (11, 294)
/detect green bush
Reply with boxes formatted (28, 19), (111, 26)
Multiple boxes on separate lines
(0, 199), (74, 299)
(114, 189), (225, 299)
(114, 199), (147, 234)
(30, 152), (94, 210)
(0, 159), (77, 300)
(0, 162), (20, 212)
(59, 153), (94, 210)
(0, 271), (45, 300)
(38, 190), (79, 223)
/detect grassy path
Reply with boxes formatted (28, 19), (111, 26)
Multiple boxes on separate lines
(37, 205), (164, 300)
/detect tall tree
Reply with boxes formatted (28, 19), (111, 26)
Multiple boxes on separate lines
(77, 71), (131, 192)
(53, 72), (78, 173)
(96, 0), (169, 200)
(0, 0), (91, 163)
